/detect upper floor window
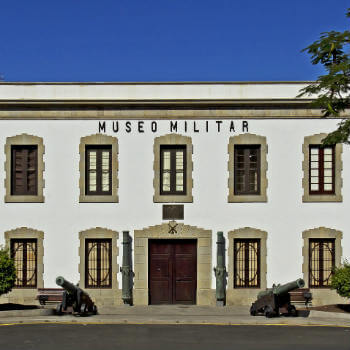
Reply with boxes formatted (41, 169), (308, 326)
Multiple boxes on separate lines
(79, 134), (118, 203)
(309, 146), (334, 194)
(302, 133), (342, 202)
(11, 239), (37, 288)
(86, 146), (112, 196)
(11, 145), (38, 196)
(309, 239), (335, 288)
(234, 145), (260, 195)
(160, 145), (186, 195)
(5, 134), (45, 203)
(228, 134), (267, 203)
(153, 134), (193, 203)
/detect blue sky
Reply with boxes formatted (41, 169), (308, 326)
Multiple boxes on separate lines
(0, 0), (349, 82)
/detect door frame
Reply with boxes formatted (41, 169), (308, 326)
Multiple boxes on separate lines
(133, 222), (214, 305)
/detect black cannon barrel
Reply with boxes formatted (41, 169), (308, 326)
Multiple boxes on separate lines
(257, 278), (305, 298)
(274, 278), (305, 295)
(56, 276), (78, 294)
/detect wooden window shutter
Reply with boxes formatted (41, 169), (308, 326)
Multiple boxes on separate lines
(11, 146), (38, 195)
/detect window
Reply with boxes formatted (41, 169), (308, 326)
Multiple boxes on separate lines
(228, 227), (267, 300)
(5, 134), (45, 203)
(79, 227), (119, 301)
(234, 239), (260, 288)
(160, 145), (186, 195)
(85, 239), (112, 288)
(153, 134), (193, 203)
(309, 146), (335, 194)
(10, 239), (37, 288)
(79, 134), (118, 203)
(11, 146), (38, 196)
(302, 227), (342, 291)
(86, 146), (112, 195)
(309, 239), (335, 288)
(228, 134), (267, 202)
(234, 145), (260, 195)
(302, 133), (342, 202)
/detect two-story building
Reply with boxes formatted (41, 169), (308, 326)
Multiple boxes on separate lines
(0, 82), (348, 306)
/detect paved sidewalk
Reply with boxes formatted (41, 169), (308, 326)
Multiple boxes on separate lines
(0, 305), (349, 327)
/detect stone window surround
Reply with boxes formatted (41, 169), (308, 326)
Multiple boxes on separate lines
(78, 227), (119, 290)
(4, 227), (44, 289)
(5, 134), (45, 203)
(133, 222), (214, 305)
(228, 134), (268, 203)
(153, 134), (193, 203)
(302, 227), (342, 288)
(302, 133), (343, 202)
(79, 134), (119, 203)
(227, 227), (267, 290)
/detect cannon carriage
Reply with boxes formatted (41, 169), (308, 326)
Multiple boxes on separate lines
(250, 278), (311, 318)
(55, 276), (97, 316)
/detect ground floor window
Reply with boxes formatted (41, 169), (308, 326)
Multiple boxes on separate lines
(234, 239), (260, 288)
(309, 239), (335, 288)
(85, 239), (112, 288)
(10, 239), (37, 288)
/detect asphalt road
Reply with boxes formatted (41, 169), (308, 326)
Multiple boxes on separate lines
(0, 324), (349, 350)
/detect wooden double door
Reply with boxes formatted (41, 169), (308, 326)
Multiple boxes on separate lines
(149, 239), (197, 305)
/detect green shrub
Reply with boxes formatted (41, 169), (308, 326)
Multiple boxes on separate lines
(0, 246), (16, 296)
(331, 260), (350, 299)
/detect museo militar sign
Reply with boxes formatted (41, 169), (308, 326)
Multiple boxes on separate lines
(98, 120), (249, 133)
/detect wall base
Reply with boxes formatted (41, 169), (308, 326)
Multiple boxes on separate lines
(226, 289), (261, 306)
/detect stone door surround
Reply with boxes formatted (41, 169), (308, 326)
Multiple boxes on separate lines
(133, 222), (214, 305)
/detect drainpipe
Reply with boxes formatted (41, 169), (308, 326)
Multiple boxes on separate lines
(214, 231), (226, 306)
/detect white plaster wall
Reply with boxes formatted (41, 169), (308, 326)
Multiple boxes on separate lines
(0, 118), (349, 289)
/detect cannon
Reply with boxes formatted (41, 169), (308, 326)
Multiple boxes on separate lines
(55, 276), (97, 316)
(250, 278), (307, 318)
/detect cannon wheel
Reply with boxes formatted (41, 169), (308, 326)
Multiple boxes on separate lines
(79, 303), (88, 316)
(287, 305), (297, 317)
(249, 305), (257, 316)
(56, 304), (63, 316)
(92, 305), (97, 315)
(264, 306), (276, 318)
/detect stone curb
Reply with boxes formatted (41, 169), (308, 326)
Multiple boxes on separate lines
(309, 310), (350, 319)
(0, 309), (54, 318)
(0, 308), (349, 326)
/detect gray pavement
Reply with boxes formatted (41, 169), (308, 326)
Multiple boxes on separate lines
(0, 305), (349, 327)
(1, 324), (350, 350)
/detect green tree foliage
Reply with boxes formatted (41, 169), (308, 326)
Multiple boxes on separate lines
(298, 8), (350, 145)
(0, 245), (16, 296)
(331, 260), (350, 299)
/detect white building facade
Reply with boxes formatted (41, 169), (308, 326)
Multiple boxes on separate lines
(0, 82), (348, 306)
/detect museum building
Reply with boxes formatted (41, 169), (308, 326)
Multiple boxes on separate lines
(0, 82), (349, 307)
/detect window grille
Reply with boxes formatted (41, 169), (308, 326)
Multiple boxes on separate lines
(85, 239), (112, 288)
(309, 239), (335, 287)
(11, 239), (37, 288)
(234, 239), (260, 288)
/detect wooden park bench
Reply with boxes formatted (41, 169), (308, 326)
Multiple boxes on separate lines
(289, 288), (312, 307)
(36, 288), (63, 305)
